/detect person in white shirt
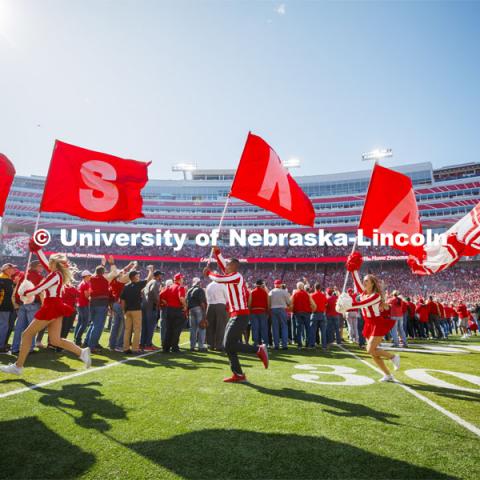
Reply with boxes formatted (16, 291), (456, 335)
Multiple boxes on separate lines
(205, 280), (228, 351)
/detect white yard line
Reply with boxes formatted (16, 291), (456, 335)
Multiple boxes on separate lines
(337, 344), (480, 438)
(0, 342), (190, 400)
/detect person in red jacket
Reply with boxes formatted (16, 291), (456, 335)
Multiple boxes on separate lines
(84, 257), (118, 352)
(74, 270), (91, 346)
(468, 313), (478, 335)
(447, 302), (459, 334)
(457, 302), (469, 338)
(326, 288), (341, 345)
(248, 279), (270, 348)
(388, 291), (408, 347)
(310, 283), (327, 350)
(291, 282), (316, 348)
(415, 298), (430, 339)
(405, 297), (416, 338)
(60, 283), (79, 341)
(437, 302), (450, 338)
(427, 296), (444, 339)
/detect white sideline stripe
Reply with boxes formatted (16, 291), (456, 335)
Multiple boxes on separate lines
(337, 344), (480, 438)
(0, 342), (190, 400)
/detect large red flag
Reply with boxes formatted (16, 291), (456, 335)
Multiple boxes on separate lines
(359, 164), (423, 258)
(40, 141), (150, 221)
(408, 201), (480, 275)
(0, 153), (16, 216)
(230, 133), (315, 227)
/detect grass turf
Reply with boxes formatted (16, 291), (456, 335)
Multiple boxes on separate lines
(0, 332), (479, 479)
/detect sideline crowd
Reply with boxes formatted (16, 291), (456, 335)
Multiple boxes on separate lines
(1, 256), (479, 356)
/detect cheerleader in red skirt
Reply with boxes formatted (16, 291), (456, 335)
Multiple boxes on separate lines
(340, 252), (400, 382)
(0, 239), (91, 376)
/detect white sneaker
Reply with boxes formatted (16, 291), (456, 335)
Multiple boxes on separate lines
(80, 347), (91, 369)
(379, 374), (394, 383)
(0, 363), (24, 375)
(391, 354), (401, 371)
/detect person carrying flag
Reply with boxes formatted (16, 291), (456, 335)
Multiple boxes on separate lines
(203, 247), (268, 383)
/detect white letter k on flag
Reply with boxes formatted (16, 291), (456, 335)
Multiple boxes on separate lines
(257, 148), (292, 210)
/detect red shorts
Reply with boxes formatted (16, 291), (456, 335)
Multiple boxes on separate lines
(363, 316), (396, 339)
(35, 298), (75, 321)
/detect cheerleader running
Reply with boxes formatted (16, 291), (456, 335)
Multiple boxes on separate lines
(0, 239), (91, 376)
(337, 252), (400, 382)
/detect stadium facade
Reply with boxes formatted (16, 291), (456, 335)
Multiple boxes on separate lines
(1, 161), (479, 238)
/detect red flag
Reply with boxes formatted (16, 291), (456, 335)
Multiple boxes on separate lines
(230, 133), (315, 227)
(408, 201), (480, 275)
(359, 164), (423, 258)
(0, 153), (16, 217)
(40, 141), (150, 221)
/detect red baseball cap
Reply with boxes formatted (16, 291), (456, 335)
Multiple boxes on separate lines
(274, 279), (282, 286)
(174, 273), (184, 281)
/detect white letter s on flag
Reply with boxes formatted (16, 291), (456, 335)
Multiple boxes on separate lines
(79, 160), (119, 213)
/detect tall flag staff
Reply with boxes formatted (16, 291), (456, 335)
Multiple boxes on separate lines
(206, 132), (316, 264)
(341, 148), (393, 293)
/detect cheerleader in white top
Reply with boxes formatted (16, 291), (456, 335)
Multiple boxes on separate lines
(0, 238), (91, 376)
(337, 252), (400, 382)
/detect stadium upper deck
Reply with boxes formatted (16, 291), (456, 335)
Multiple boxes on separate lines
(1, 161), (479, 236)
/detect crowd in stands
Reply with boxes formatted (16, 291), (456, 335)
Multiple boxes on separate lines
(1, 234), (407, 259)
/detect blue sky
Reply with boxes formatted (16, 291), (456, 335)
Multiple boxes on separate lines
(0, 0), (479, 179)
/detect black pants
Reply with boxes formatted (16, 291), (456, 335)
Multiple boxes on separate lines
(206, 304), (228, 350)
(6, 310), (17, 345)
(164, 307), (185, 352)
(429, 315), (444, 339)
(223, 314), (257, 375)
(61, 313), (77, 339)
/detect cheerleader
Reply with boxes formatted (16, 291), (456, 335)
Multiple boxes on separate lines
(337, 252), (400, 382)
(0, 239), (91, 376)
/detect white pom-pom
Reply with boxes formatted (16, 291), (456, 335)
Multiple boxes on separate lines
(336, 292), (353, 314)
(18, 280), (35, 304)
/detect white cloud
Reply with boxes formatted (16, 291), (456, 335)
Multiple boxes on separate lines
(275, 3), (286, 15)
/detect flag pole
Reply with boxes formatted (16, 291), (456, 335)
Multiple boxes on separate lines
(23, 211), (41, 277)
(207, 193), (231, 264)
(341, 149), (392, 293)
(205, 132), (252, 265)
(23, 140), (58, 277)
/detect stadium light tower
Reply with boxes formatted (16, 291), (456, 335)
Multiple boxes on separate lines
(283, 157), (301, 171)
(361, 148), (393, 162)
(172, 163), (197, 180)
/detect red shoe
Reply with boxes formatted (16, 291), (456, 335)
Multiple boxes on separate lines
(223, 373), (247, 383)
(256, 344), (269, 369)
(144, 346), (159, 351)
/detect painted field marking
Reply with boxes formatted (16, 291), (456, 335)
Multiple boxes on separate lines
(292, 364), (375, 386)
(337, 344), (480, 438)
(404, 369), (480, 393)
(379, 343), (470, 354)
(0, 342), (190, 400)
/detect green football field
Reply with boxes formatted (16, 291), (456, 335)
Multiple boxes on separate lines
(0, 332), (479, 480)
